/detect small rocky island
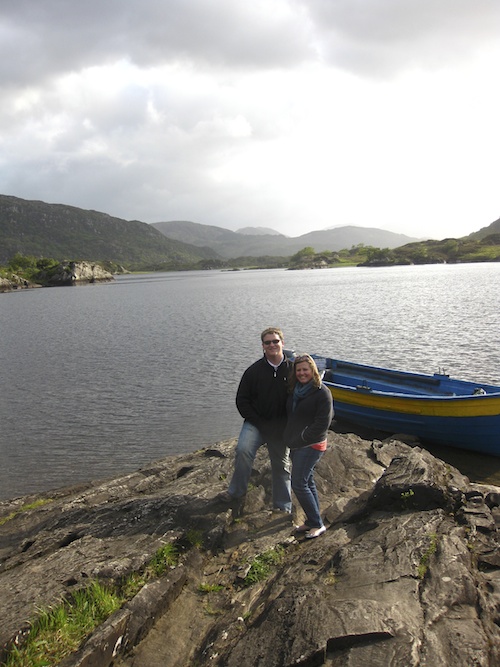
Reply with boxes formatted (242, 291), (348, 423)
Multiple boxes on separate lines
(0, 260), (114, 291)
(1, 429), (500, 666)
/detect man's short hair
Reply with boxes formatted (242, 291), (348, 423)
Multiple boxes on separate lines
(260, 327), (284, 342)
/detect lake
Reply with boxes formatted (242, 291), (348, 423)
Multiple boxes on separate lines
(1, 263), (499, 501)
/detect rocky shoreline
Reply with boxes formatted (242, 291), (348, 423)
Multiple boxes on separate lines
(0, 260), (114, 292)
(1, 429), (500, 666)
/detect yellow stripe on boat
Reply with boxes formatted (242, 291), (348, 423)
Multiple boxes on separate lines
(328, 385), (500, 418)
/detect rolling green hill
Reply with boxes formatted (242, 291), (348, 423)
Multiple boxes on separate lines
(467, 216), (500, 240)
(2, 194), (499, 271)
(152, 220), (419, 258)
(0, 195), (219, 269)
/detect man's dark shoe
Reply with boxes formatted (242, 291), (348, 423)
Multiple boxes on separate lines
(215, 491), (246, 517)
(215, 491), (234, 504)
(231, 495), (246, 519)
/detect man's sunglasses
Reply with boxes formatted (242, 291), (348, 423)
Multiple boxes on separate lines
(263, 339), (281, 345)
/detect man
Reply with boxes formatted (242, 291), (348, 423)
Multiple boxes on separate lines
(219, 327), (293, 514)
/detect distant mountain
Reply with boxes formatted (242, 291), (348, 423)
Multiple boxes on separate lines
(236, 226), (284, 236)
(466, 216), (500, 240)
(0, 196), (219, 266)
(151, 220), (237, 247)
(4, 194), (495, 269)
(152, 220), (420, 258)
(296, 226), (418, 253)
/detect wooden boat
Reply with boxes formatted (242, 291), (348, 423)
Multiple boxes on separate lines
(311, 356), (500, 456)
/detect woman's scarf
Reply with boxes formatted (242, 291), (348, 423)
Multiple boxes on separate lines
(292, 380), (315, 411)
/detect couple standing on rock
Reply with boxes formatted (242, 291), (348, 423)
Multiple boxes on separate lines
(218, 327), (333, 539)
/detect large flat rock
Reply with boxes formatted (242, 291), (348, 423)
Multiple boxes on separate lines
(1, 431), (500, 666)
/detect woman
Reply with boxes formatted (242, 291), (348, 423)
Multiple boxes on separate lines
(284, 354), (333, 539)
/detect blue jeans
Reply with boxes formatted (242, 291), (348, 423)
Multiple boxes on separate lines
(228, 421), (292, 512)
(290, 447), (324, 528)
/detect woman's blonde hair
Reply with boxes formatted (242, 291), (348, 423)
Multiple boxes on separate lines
(289, 354), (322, 391)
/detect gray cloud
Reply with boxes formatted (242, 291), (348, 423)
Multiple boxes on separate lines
(1, 0), (499, 239)
(5, 0), (499, 87)
(302, 0), (500, 75)
(2, 0), (313, 87)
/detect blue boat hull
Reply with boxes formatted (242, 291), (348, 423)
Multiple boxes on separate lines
(331, 397), (500, 456)
(312, 356), (500, 456)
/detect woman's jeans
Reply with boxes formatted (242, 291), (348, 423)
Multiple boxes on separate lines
(228, 421), (292, 512)
(290, 446), (324, 528)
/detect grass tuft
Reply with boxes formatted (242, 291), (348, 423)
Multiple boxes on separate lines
(4, 581), (122, 667)
(3, 542), (179, 666)
(198, 583), (224, 594)
(242, 546), (285, 587)
(0, 499), (53, 526)
(185, 529), (204, 549)
(417, 532), (439, 580)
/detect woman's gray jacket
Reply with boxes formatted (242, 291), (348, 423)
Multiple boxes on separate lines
(284, 383), (333, 450)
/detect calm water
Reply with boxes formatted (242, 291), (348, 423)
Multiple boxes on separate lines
(1, 263), (499, 500)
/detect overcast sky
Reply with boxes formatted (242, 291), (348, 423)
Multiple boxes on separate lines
(1, 1), (499, 239)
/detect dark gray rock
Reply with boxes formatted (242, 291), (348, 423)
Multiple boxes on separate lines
(1, 432), (500, 666)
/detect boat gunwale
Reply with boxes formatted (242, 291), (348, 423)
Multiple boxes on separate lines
(323, 380), (500, 403)
(313, 355), (500, 394)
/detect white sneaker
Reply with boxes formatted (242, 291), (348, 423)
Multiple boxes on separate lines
(305, 525), (326, 539)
